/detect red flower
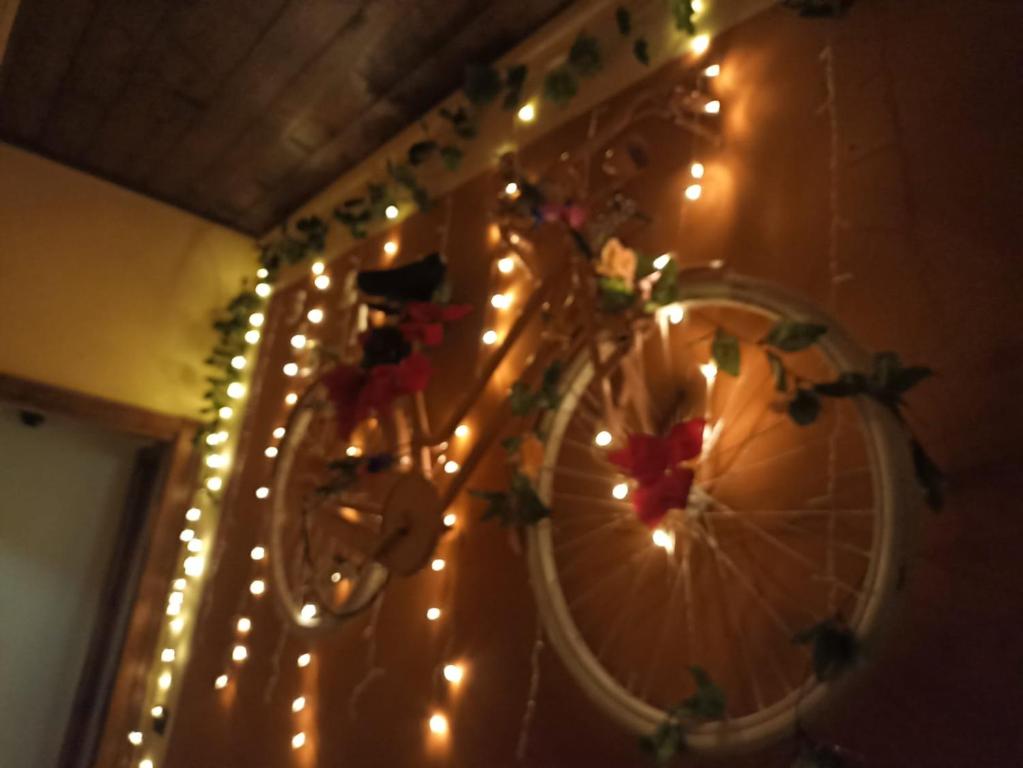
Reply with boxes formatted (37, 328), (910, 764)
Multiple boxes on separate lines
(609, 434), (670, 485)
(400, 302), (472, 346)
(320, 364), (366, 440)
(539, 202), (588, 230)
(632, 468), (695, 527)
(668, 418), (705, 464)
(395, 352), (431, 393)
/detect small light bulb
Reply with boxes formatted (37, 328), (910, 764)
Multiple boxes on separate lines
(256, 267), (269, 279)
(431, 558), (446, 571)
(285, 393), (298, 405)
(314, 274), (331, 290)
(282, 362), (299, 377)
(272, 426), (286, 439)
(612, 482), (629, 500)
(249, 579), (265, 596)
(161, 648), (175, 663)
(291, 334), (307, 349)
(186, 538), (202, 553)
(206, 476), (223, 492)
(653, 253), (672, 270)
(292, 732), (306, 749)
(218, 406), (233, 419)
(250, 546), (265, 561)
(509, 233), (521, 245)
(292, 696), (306, 713)
(215, 674), (228, 690)
(205, 432), (219, 446)
(179, 529), (195, 542)
(307, 308), (324, 324)
(184, 555), (204, 577)
(311, 261), (325, 275)
(170, 617), (185, 634)
(443, 664), (464, 684)
(383, 240), (398, 256)
(186, 507), (201, 522)
(231, 355), (246, 370)
(455, 424), (469, 438)
(684, 184), (703, 201)
(237, 617), (251, 633)
(700, 361), (718, 382)
(652, 528), (675, 554)
(692, 0), (704, 11)
(429, 713), (449, 735)
(482, 329), (498, 345)
(691, 33), (711, 55)
(594, 430), (612, 447)
(490, 293), (510, 309)
(255, 282), (271, 298)
(158, 672), (172, 690)
(704, 99), (721, 114)
(668, 304), (685, 325)
(690, 162), (705, 180)
(168, 591), (184, 606)
(297, 653), (311, 668)
(265, 446), (278, 458)
(172, 577), (186, 590)
(444, 460), (459, 474)
(345, 445), (362, 457)
(331, 571), (342, 583)
(227, 382), (245, 399)
(384, 204), (399, 220)
(232, 645), (248, 662)
(704, 63), (721, 78)
(205, 453), (227, 469)
(128, 731), (143, 745)
(300, 603), (317, 620)
(497, 256), (515, 274)
(517, 102), (536, 122)
(504, 181), (519, 196)
(140, 760), (153, 768)
(151, 705), (165, 718)
(245, 329), (261, 344)
(249, 312), (265, 328)
(426, 607), (441, 621)
(443, 512), (457, 528)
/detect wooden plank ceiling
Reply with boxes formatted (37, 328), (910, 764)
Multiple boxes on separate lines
(0, 0), (572, 234)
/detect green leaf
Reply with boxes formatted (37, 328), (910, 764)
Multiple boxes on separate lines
(788, 388), (821, 426)
(648, 258), (679, 307)
(711, 328), (740, 376)
(794, 618), (859, 682)
(439, 106), (477, 139)
(911, 438), (945, 511)
(598, 277), (636, 313)
(439, 145), (463, 171)
(500, 435), (523, 453)
(568, 33), (602, 78)
(633, 38), (650, 65)
(766, 351), (787, 392)
(388, 161), (431, 211)
(502, 64), (528, 110)
(640, 720), (684, 765)
(463, 63), (503, 106)
(814, 372), (869, 398)
(539, 361), (563, 409)
(509, 382), (539, 416)
(407, 140), (437, 166)
(762, 319), (828, 352)
(471, 474), (550, 527)
(678, 666), (726, 720)
(668, 0), (696, 34)
(542, 67), (578, 106)
(615, 6), (632, 35)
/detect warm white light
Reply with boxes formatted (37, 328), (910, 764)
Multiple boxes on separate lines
(255, 282), (271, 298)
(245, 329), (261, 344)
(704, 99), (721, 114)
(249, 579), (266, 596)
(186, 539), (202, 553)
(265, 446), (278, 458)
(205, 432), (220, 446)
(490, 293), (510, 309)
(691, 33), (711, 55)
(384, 204), (399, 220)
(443, 664), (464, 684)
(184, 555), (204, 577)
(690, 162), (705, 179)
(250, 546), (266, 561)
(291, 732), (306, 749)
(249, 312), (265, 328)
(139, 760), (154, 768)
(429, 713), (449, 735)
(652, 528), (675, 553)
(292, 696), (306, 713)
(509, 233), (521, 245)
(179, 529), (195, 542)
(168, 591), (184, 606)
(297, 653), (311, 668)
(443, 512), (457, 528)
(668, 304), (685, 325)
(314, 274), (331, 290)
(612, 482), (629, 500)
(704, 63), (721, 78)
(256, 267), (269, 279)
(594, 430), (612, 447)
(169, 617), (185, 634)
(426, 607), (441, 621)
(444, 460), (459, 474)
(331, 571), (342, 583)
(497, 256), (515, 274)
(231, 355), (246, 370)
(517, 102), (536, 122)
(273, 427), (286, 439)
(214, 674), (228, 690)
(285, 393), (298, 405)
(684, 184), (703, 201)
(383, 240), (398, 256)
(282, 362), (299, 377)
(232, 645), (248, 662)
(205, 453), (227, 469)
(311, 261), (325, 276)
(151, 705), (165, 718)
(482, 329), (498, 345)
(227, 382), (245, 399)
(237, 617), (251, 633)
(455, 424), (469, 438)
(291, 334), (307, 349)
(206, 476), (223, 492)
(161, 648), (175, 663)
(256, 486), (270, 499)
(700, 361), (718, 382)
(158, 672), (172, 690)
(307, 308), (324, 324)
(431, 558), (446, 572)
(300, 603), (318, 620)
(345, 445), (361, 457)
(653, 253), (672, 270)
(218, 406), (233, 419)
(128, 731), (143, 745)
(171, 580), (184, 594)
(504, 181), (519, 196)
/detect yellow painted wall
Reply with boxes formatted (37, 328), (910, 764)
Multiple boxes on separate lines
(0, 142), (255, 417)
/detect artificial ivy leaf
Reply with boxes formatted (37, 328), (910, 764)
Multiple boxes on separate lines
(501, 435), (523, 453)
(543, 67), (578, 106)
(678, 666), (726, 720)
(502, 64), (528, 110)
(568, 33), (602, 77)
(439, 145), (463, 171)
(509, 382), (539, 416)
(510, 473), (551, 524)
(407, 140), (437, 166)
(633, 38), (650, 65)
(470, 488), (512, 524)
(711, 328), (740, 376)
(640, 720), (684, 766)
(439, 106), (477, 139)
(464, 63), (503, 106)
(794, 618), (859, 682)
(615, 6), (632, 35)
(766, 350), (787, 392)
(539, 361), (563, 409)
(388, 162), (432, 211)
(814, 372), (868, 397)
(668, 0), (696, 34)
(648, 258), (680, 307)
(762, 319), (828, 352)
(598, 277), (636, 313)
(788, 388), (821, 426)
(911, 438), (945, 511)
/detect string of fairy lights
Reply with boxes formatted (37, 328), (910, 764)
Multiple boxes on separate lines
(126, 5), (726, 764)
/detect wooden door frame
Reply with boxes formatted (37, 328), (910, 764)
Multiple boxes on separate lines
(0, 373), (200, 768)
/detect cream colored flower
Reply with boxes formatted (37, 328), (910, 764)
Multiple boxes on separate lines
(596, 237), (638, 289)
